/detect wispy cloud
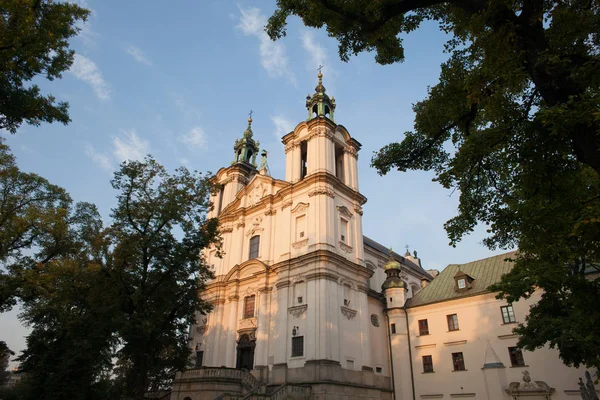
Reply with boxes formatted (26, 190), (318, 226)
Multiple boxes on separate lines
(112, 130), (150, 162)
(70, 54), (110, 100)
(301, 31), (327, 72)
(237, 7), (296, 85)
(125, 45), (152, 66)
(179, 127), (207, 149)
(271, 115), (295, 141)
(85, 144), (112, 170)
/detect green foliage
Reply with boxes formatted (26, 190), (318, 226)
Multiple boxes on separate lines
(0, 341), (14, 386)
(0, 0), (89, 133)
(1, 144), (219, 399)
(268, 0), (600, 371)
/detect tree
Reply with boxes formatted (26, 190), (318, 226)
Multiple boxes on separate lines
(105, 158), (218, 399)
(0, 138), (73, 312)
(1, 146), (220, 399)
(0, 0), (89, 133)
(0, 341), (14, 386)
(267, 0), (600, 372)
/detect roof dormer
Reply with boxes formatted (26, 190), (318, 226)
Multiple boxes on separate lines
(454, 270), (474, 292)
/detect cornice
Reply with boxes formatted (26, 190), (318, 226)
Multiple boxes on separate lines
(217, 172), (367, 224)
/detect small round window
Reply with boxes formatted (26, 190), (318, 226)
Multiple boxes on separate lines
(371, 314), (380, 327)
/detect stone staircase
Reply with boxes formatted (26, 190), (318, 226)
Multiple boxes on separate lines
(214, 383), (311, 400)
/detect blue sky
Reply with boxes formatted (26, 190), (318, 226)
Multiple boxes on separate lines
(1, 0), (509, 364)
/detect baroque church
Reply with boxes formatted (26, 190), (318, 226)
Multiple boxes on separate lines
(169, 74), (598, 400)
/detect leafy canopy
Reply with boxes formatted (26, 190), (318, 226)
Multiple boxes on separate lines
(0, 144), (220, 400)
(268, 0), (600, 372)
(0, 0), (89, 133)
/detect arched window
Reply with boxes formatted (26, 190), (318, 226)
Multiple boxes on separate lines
(243, 295), (255, 319)
(246, 149), (253, 163)
(249, 235), (260, 259)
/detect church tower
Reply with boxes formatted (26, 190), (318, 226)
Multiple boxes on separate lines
(177, 73), (397, 400)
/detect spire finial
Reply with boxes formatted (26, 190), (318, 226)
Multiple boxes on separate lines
(248, 109), (253, 124)
(317, 64), (324, 79)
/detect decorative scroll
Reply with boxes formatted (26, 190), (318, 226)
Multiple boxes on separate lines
(292, 239), (309, 249)
(221, 227), (233, 233)
(291, 202), (309, 214)
(339, 241), (353, 253)
(337, 206), (352, 219)
(341, 306), (357, 320)
(354, 206), (364, 215)
(237, 221), (246, 229)
(238, 317), (258, 330)
(288, 305), (308, 318)
(265, 208), (277, 216)
(308, 188), (335, 198)
(281, 200), (293, 210)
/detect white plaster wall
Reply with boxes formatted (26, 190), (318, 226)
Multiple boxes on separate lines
(407, 292), (594, 400)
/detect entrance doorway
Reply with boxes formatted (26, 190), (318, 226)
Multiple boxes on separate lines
(236, 334), (255, 370)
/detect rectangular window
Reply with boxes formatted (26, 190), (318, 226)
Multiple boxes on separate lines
(249, 235), (260, 259)
(501, 305), (516, 324)
(509, 347), (525, 367)
(422, 355), (433, 373)
(447, 314), (459, 331)
(452, 352), (465, 371)
(340, 218), (348, 242)
(375, 366), (383, 374)
(300, 141), (308, 179)
(418, 319), (429, 336)
(292, 336), (304, 357)
(217, 186), (224, 215)
(335, 145), (345, 181)
(391, 323), (396, 334)
(243, 295), (255, 319)
(195, 350), (204, 367)
(295, 214), (306, 241)
(346, 359), (354, 369)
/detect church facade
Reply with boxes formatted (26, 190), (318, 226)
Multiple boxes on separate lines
(169, 75), (597, 400)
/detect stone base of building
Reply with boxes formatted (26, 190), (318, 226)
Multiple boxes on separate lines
(170, 361), (392, 400)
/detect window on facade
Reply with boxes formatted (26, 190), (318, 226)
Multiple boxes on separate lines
(391, 323), (397, 334)
(422, 355), (433, 373)
(243, 295), (255, 319)
(291, 336), (304, 357)
(457, 278), (466, 289)
(509, 347), (525, 367)
(371, 314), (380, 327)
(418, 319), (429, 336)
(343, 284), (351, 307)
(195, 350), (204, 367)
(295, 214), (306, 241)
(335, 145), (345, 182)
(346, 359), (354, 369)
(249, 235), (260, 259)
(447, 314), (459, 331)
(340, 218), (348, 242)
(452, 352), (466, 371)
(375, 366), (383, 374)
(300, 141), (308, 180)
(501, 305), (516, 324)
(217, 186), (224, 215)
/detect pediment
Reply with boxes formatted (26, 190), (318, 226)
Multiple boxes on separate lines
(221, 174), (290, 216)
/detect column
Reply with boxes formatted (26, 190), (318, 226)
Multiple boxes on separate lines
(274, 281), (290, 364)
(224, 296), (239, 367)
(358, 289), (372, 368)
(254, 288), (270, 367)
